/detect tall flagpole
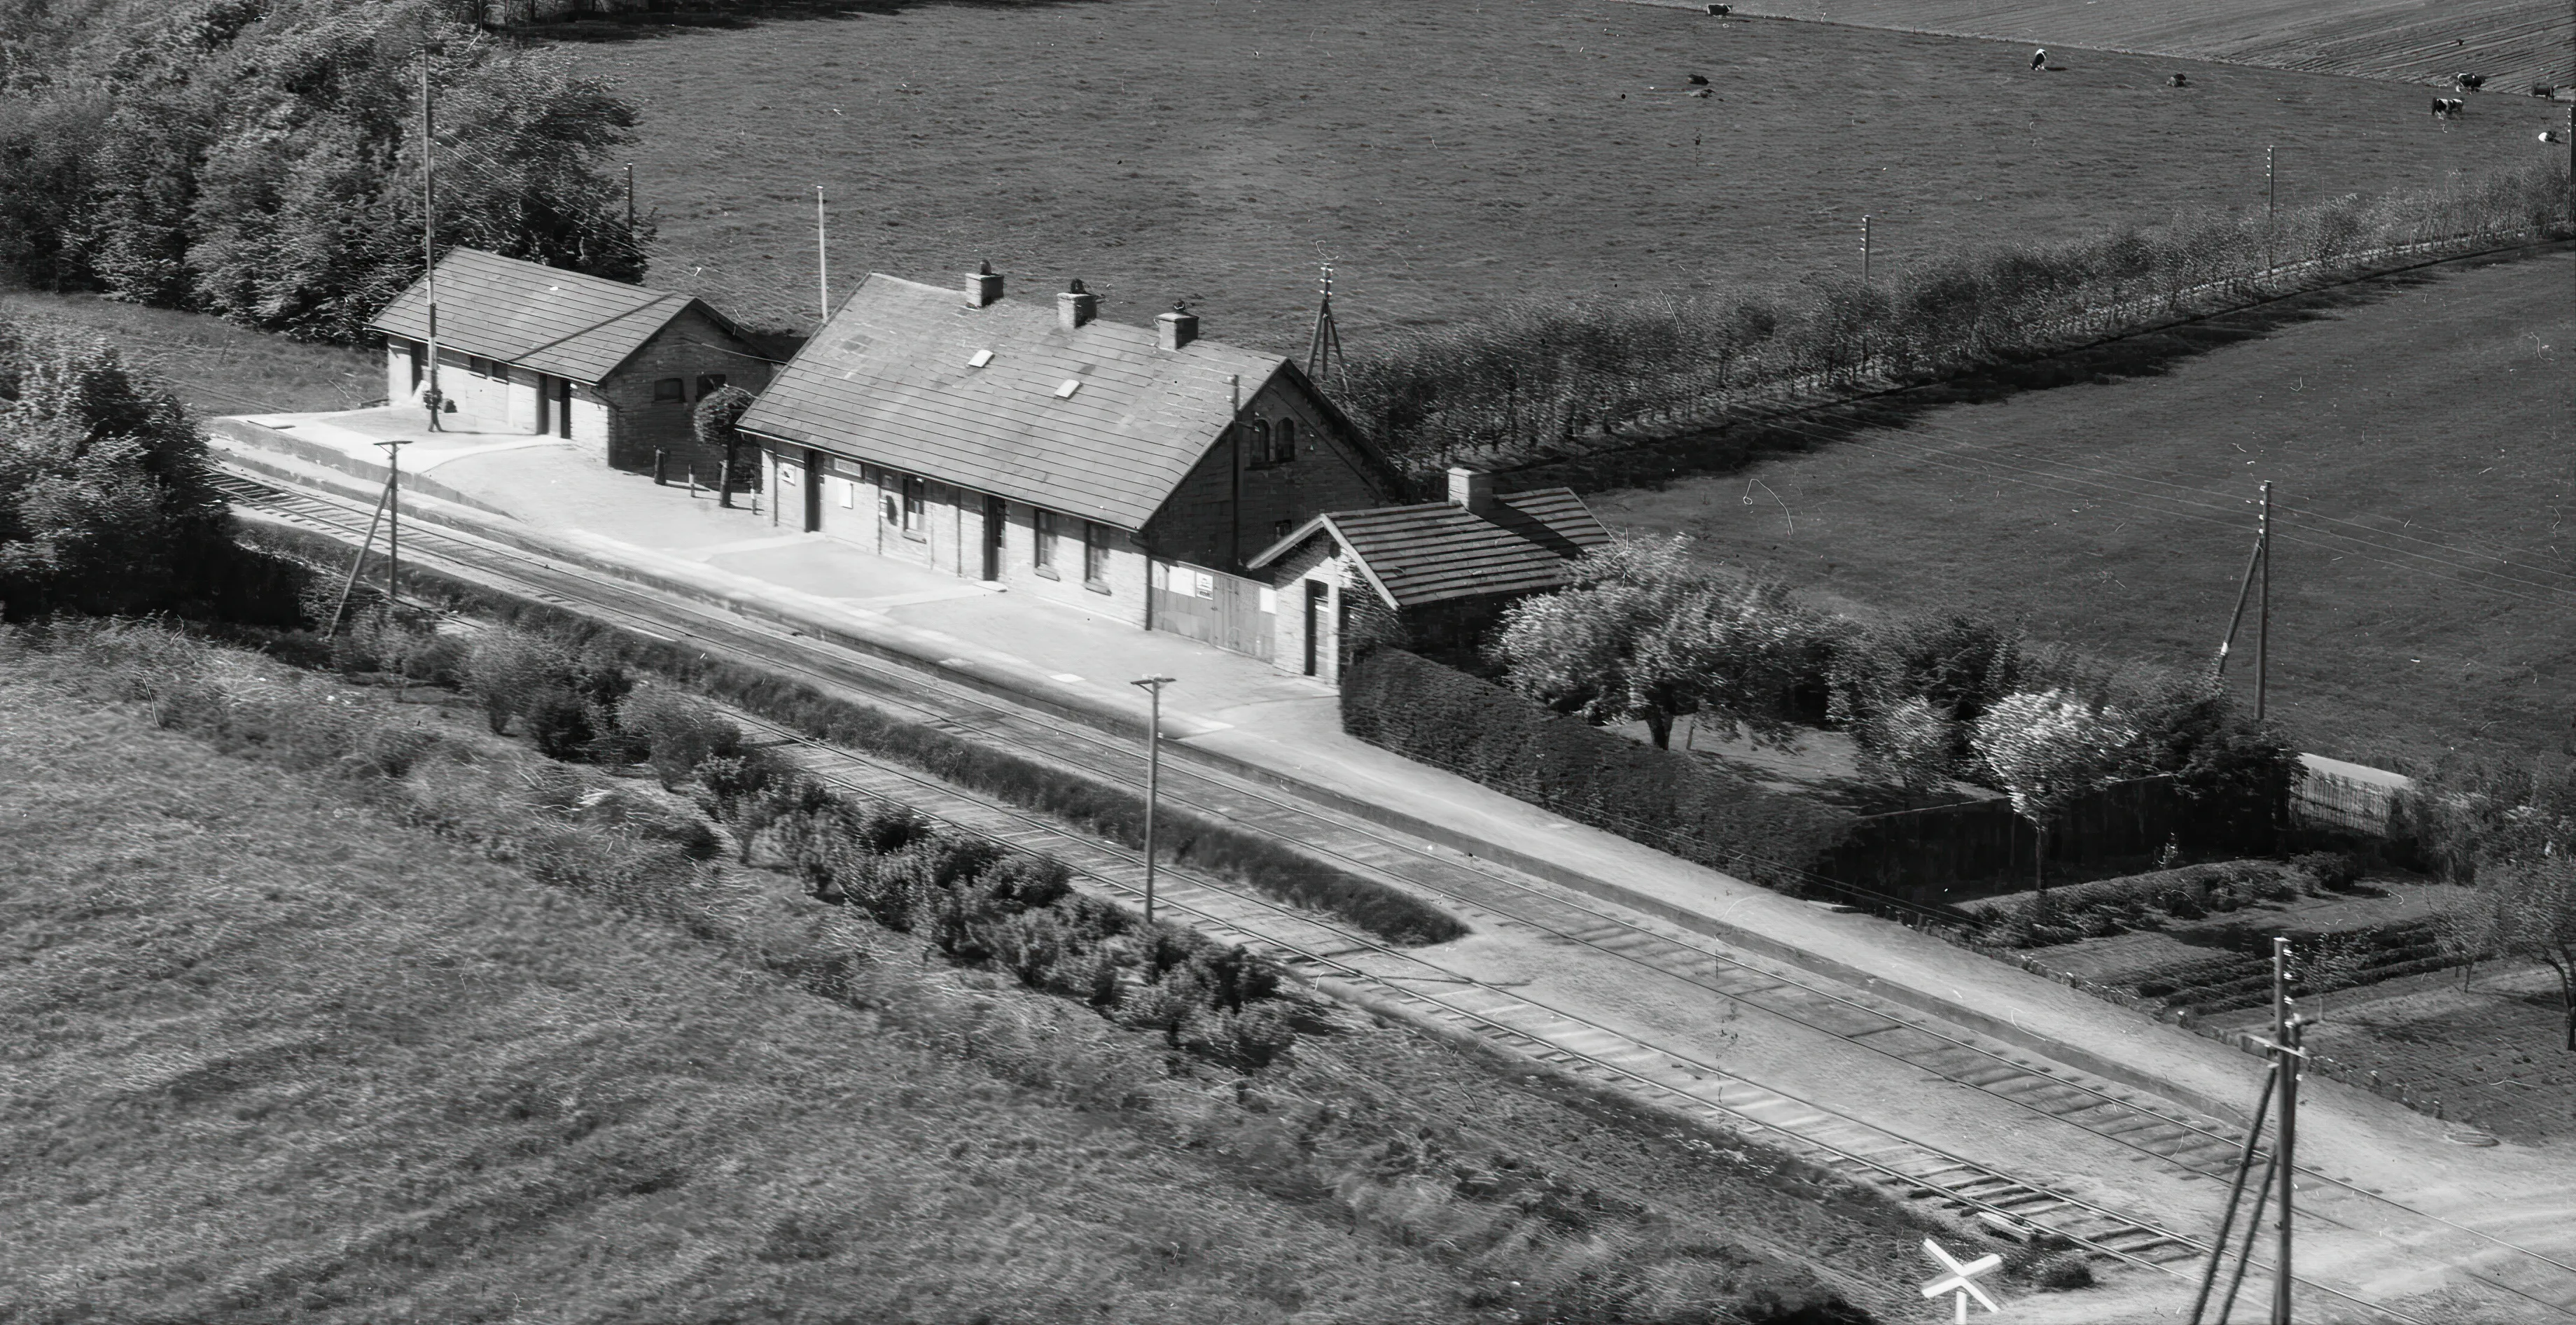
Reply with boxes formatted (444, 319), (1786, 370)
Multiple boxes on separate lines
(421, 64), (440, 398)
(815, 185), (829, 323)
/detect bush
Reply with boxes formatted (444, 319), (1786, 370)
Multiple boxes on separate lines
(466, 629), (573, 735)
(1969, 860), (2304, 946)
(1342, 647), (1856, 892)
(620, 684), (744, 789)
(524, 686), (595, 760)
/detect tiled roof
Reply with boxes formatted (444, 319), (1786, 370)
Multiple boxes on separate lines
(1247, 487), (1613, 609)
(366, 248), (716, 385)
(734, 274), (1288, 531)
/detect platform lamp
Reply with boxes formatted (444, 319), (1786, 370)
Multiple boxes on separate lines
(1130, 676), (1178, 924)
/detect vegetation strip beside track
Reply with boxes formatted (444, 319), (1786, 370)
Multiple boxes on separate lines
(212, 468), (2576, 1321)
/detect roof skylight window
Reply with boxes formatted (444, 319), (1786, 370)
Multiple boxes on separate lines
(1054, 379), (1082, 399)
(967, 349), (994, 367)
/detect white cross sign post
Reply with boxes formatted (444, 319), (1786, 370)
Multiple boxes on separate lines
(1919, 1237), (2003, 1323)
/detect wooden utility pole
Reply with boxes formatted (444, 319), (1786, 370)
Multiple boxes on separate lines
(2255, 479), (2273, 720)
(1305, 263), (1344, 391)
(2213, 480), (2271, 684)
(1861, 213), (1872, 285)
(815, 185), (830, 324)
(1129, 677), (1177, 925)
(377, 440), (409, 619)
(2264, 146), (2277, 281)
(625, 162), (636, 234)
(421, 65), (440, 397)
(2270, 934), (2301, 1325)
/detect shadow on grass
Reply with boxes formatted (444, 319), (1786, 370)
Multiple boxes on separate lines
(1501, 261), (2459, 496)
(515, 0), (1102, 44)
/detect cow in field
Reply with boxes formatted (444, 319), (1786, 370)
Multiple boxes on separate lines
(2031, 48), (2047, 71)
(2167, 72), (2189, 87)
(2453, 73), (2486, 92)
(2431, 97), (2464, 119)
(1704, 3), (1730, 13)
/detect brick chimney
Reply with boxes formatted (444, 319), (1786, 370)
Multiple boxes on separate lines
(1057, 279), (1097, 330)
(1155, 300), (1199, 352)
(1447, 467), (1494, 516)
(966, 260), (1003, 308)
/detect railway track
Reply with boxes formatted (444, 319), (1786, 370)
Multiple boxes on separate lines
(214, 464), (2576, 1322)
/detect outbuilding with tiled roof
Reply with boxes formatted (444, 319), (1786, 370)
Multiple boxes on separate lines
(1245, 470), (1613, 684)
(368, 248), (773, 477)
(737, 265), (1402, 650)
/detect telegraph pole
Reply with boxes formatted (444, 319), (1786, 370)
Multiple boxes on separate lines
(1861, 213), (1872, 285)
(1305, 263), (1344, 391)
(625, 162), (636, 234)
(2255, 479), (2273, 720)
(2264, 146), (2277, 281)
(2269, 935), (2304, 1325)
(377, 440), (410, 620)
(1129, 676), (1177, 925)
(815, 185), (830, 324)
(421, 64), (440, 398)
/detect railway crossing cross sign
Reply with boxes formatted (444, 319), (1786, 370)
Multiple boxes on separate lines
(1919, 1238), (2003, 1323)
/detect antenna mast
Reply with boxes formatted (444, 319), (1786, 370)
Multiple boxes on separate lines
(1305, 262), (1344, 391)
(421, 62), (440, 396)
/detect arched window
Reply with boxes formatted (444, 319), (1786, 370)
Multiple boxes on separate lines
(1248, 418), (1272, 466)
(1274, 416), (1297, 463)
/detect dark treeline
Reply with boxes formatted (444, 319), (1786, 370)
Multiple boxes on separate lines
(1342, 164), (2572, 483)
(0, 0), (648, 341)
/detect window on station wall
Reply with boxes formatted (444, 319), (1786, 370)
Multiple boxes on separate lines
(1246, 417), (1273, 467)
(695, 374), (726, 400)
(1034, 509), (1060, 573)
(1082, 521), (1113, 590)
(1274, 416), (1297, 462)
(653, 377), (685, 405)
(901, 475), (926, 533)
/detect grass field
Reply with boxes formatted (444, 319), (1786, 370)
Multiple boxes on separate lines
(0, 291), (379, 416)
(1735, 0), (2576, 93)
(1, 636), (1978, 1324)
(537, 0), (2568, 349)
(1588, 245), (2576, 770)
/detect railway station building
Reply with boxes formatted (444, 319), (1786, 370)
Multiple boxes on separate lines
(734, 266), (1405, 659)
(368, 248), (773, 477)
(1246, 472), (1613, 684)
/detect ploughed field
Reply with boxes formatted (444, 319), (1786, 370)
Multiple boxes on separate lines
(544, 0), (2565, 349)
(1735, 0), (2576, 93)
(1589, 246), (2576, 770)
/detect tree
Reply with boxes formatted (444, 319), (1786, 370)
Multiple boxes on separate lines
(0, 325), (230, 619)
(1861, 695), (1958, 805)
(1495, 533), (1818, 749)
(1969, 689), (2138, 893)
(2472, 852), (2576, 1050)
(693, 382), (756, 486)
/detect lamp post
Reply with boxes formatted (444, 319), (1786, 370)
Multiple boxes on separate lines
(1130, 676), (1177, 925)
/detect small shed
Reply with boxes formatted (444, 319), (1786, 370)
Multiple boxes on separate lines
(367, 248), (772, 477)
(1246, 468), (1613, 683)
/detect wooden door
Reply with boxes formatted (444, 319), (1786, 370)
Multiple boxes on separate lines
(982, 494), (1005, 580)
(1303, 582), (1324, 675)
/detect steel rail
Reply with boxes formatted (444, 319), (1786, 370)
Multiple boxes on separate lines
(214, 467), (2551, 1322)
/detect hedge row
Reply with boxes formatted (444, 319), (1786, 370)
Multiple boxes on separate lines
(699, 748), (1300, 1068)
(235, 521), (1465, 947)
(1340, 646), (1857, 892)
(1342, 164), (2571, 477)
